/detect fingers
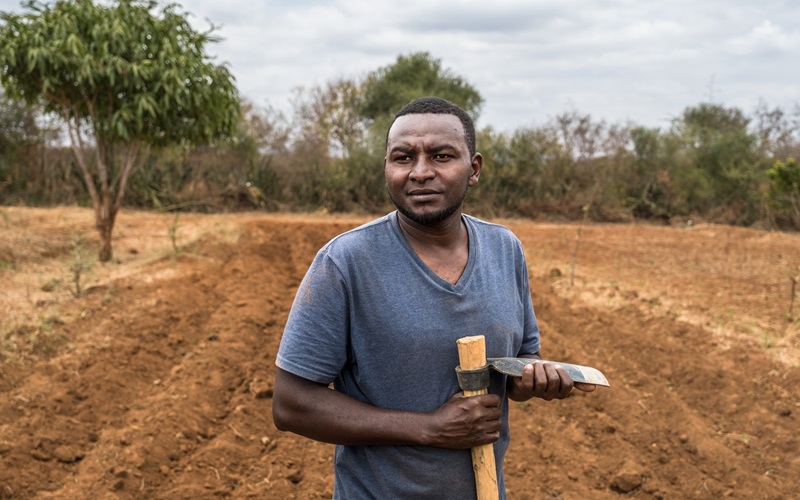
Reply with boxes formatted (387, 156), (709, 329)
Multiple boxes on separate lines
(455, 393), (502, 424)
(431, 393), (502, 449)
(522, 362), (574, 400)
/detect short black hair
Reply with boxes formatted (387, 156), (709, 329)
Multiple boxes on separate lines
(387, 96), (477, 157)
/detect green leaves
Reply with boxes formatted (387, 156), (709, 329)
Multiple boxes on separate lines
(0, 0), (240, 147)
(361, 52), (483, 123)
(0, 0), (240, 260)
(766, 158), (800, 228)
(767, 158), (800, 195)
(669, 103), (761, 221)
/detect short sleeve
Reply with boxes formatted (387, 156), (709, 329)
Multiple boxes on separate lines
(276, 249), (350, 384)
(516, 240), (541, 356)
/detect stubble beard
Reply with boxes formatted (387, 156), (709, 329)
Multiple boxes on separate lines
(390, 183), (470, 226)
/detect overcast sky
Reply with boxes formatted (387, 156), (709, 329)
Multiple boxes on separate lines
(2, 0), (798, 131)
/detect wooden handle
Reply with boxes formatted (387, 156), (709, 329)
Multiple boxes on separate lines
(457, 335), (499, 500)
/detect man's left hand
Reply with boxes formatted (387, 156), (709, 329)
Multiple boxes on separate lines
(508, 361), (596, 402)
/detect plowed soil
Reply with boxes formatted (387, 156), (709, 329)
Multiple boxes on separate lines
(1, 206), (798, 499)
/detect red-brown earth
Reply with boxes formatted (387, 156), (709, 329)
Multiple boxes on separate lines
(0, 206), (798, 499)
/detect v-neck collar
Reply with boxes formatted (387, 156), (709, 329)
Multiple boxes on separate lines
(389, 211), (477, 292)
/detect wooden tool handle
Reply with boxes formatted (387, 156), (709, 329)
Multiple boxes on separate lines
(457, 335), (499, 500)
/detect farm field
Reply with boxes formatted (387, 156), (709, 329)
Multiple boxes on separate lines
(1, 206), (799, 499)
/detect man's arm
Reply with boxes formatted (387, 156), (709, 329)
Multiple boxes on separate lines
(273, 368), (502, 449)
(507, 353), (596, 402)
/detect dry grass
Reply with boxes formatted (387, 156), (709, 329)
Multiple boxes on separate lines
(0, 206), (244, 365)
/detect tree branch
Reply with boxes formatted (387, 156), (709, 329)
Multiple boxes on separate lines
(62, 101), (100, 210)
(113, 141), (147, 214)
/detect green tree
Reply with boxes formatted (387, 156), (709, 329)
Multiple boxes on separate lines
(766, 158), (800, 228)
(476, 126), (559, 216)
(626, 126), (676, 220)
(361, 52), (483, 125)
(0, 91), (66, 204)
(0, 0), (240, 261)
(0, 90), (40, 198)
(670, 103), (761, 223)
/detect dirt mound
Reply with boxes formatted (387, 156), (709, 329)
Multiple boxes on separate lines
(1, 207), (798, 499)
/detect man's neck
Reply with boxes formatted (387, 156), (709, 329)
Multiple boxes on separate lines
(396, 211), (467, 250)
(396, 211), (470, 285)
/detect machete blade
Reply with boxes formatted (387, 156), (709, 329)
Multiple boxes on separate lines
(486, 357), (610, 387)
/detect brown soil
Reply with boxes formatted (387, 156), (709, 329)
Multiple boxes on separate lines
(1, 206), (798, 499)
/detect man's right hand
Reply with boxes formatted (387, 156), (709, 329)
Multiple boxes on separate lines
(274, 369), (501, 449)
(424, 393), (502, 449)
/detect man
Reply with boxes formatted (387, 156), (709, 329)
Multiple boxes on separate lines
(273, 96), (595, 499)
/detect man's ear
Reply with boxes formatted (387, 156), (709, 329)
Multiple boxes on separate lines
(469, 153), (483, 186)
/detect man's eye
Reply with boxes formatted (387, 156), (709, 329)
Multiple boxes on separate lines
(433, 154), (451, 160)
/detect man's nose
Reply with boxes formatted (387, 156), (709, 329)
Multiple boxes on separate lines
(409, 157), (435, 182)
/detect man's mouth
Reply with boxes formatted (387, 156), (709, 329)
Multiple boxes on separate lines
(407, 190), (440, 202)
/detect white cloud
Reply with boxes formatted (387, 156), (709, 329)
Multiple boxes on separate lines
(725, 20), (800, 56)
(0, 0), (797, 130)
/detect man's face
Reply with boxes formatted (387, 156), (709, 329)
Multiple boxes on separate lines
(384, 113), (481, 227)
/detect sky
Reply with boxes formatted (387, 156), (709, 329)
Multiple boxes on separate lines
(1, 0), (798, 132)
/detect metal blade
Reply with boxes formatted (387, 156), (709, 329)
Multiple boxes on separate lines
(486, 357), (610, 387)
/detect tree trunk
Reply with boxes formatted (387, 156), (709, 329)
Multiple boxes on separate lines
(98, 221), (113, 262)
(96, 199), (117, 263)
(64, 118), (141, 263)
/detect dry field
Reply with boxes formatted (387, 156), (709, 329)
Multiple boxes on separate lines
(1, 206), (799, 499)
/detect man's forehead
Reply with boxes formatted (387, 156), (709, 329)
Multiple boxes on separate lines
(387, 113), (465, 144)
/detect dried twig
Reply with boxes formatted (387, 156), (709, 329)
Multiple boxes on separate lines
(570, 204), (590, 287)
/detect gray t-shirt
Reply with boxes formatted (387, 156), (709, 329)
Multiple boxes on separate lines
(276, 211), (540, 499)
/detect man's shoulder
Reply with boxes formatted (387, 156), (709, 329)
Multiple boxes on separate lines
(464, 214), (520, 240)
(321, 213), (396, 255)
